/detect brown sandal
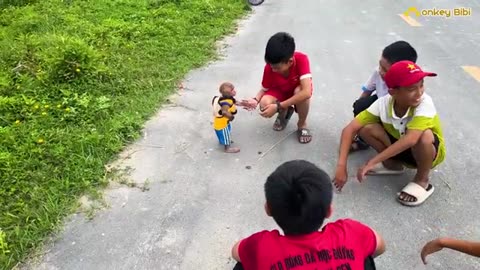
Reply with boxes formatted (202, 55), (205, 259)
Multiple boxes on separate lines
(297, 128), (312, 144)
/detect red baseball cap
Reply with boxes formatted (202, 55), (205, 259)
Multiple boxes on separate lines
(384, 60), (437, 89)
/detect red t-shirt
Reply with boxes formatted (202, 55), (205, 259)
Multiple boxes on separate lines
(261, 51), (312, 95)
(238, 219), (377, 270)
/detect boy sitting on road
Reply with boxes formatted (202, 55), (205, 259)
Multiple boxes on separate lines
(351, 41), (418, 152)
(333, 61), (446, 206)
(231, 160), (385, 270)
(241, 32), (313, 144)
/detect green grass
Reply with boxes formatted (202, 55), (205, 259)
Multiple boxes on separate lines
(0, 0), (249, 268)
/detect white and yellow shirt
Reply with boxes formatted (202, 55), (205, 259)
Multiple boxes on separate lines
(355, 93), (446, 168)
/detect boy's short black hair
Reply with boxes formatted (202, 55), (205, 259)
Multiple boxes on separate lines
(264, 32), (295, 64)
(382, 41), (418, 64)
(264, 160), (333, 236)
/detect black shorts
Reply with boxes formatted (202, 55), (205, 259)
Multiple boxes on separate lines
(353, 94), (378, 116)
(387, 132), (440, 167)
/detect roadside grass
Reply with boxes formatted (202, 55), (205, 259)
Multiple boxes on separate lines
(0, 0), (249, 268)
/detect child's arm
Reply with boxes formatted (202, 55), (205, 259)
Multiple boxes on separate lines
(359, 71), (377, 98)
(279, 54), (312, 109)
(334, 98), (381, 190)
(333, 118), (364, 191)
(361, 129), (422, 171)
(421, 237), (480, 264)
(371, 228), (386, 258)
(221, 105), (234, 120)
(253, 89), (265, 104)
(359, 90), (374, 98)
(239, 89), (265, 110)
(278, 78), (311, 109)
(231, 240), (242, 262)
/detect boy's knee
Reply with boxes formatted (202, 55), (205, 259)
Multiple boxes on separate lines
(259, 95), (276, 108)
(418, 129), (434, 145)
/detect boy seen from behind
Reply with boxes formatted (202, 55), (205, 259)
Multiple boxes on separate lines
(231, 160), (385, 270)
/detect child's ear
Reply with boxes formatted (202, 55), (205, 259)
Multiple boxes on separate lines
(264, 202), (272, 216)
(326, 204), (333, 219)
(388, 88), (395, 95)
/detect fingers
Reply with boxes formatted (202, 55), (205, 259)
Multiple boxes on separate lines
(357, 168), (366, 182)
(240, 102), (257, 111)
(421, 254), (427, 265)
(259, 106), (274, 117)
(420, 248), (428, 265)
(420, 241), (439, 265)
(332, 179), (345, 192)
(260, 110), (270, 117)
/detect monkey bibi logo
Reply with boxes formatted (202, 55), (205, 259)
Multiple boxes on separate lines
(404, 6), (472, 18)
(404, 7), (421, 17)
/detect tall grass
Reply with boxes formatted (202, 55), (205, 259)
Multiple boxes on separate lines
(0, 0), (249, 268)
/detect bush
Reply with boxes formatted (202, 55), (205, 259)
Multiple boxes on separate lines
(0, 0), (38, 9)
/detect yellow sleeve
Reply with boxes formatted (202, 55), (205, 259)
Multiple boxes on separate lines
(354, 97), (382, 125)
(355, 110), (380, 126)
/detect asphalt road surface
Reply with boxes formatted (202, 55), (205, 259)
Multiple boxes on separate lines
(24, 0), (480, 269)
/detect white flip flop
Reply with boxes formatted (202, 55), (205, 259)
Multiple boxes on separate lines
(366, 163), (405, 175)
(397, 182), (435, 207)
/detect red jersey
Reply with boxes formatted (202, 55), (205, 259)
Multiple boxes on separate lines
(238, 219), (377, 270)
(261, 51), (312, 94)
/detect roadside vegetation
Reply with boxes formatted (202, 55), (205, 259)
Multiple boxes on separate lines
(0, 0), (249, 268)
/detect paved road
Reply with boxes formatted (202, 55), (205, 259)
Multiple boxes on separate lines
(25, 0), (480, 269)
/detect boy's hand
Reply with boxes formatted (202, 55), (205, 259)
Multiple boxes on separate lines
(259, 103), (277, 118)
(333, 165), (348, 191)
(421, 238), (443, 264)
(240, 98), (258, 111)
(357, 162), (376, 182)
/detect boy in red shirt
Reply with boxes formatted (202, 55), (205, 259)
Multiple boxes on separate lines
(231, 160), (386, 270)
(242, 32), (313, 143)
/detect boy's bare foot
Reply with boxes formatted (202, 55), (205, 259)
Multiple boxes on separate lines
(398, 178), (431, 203)
(225, 146), (240, 153)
